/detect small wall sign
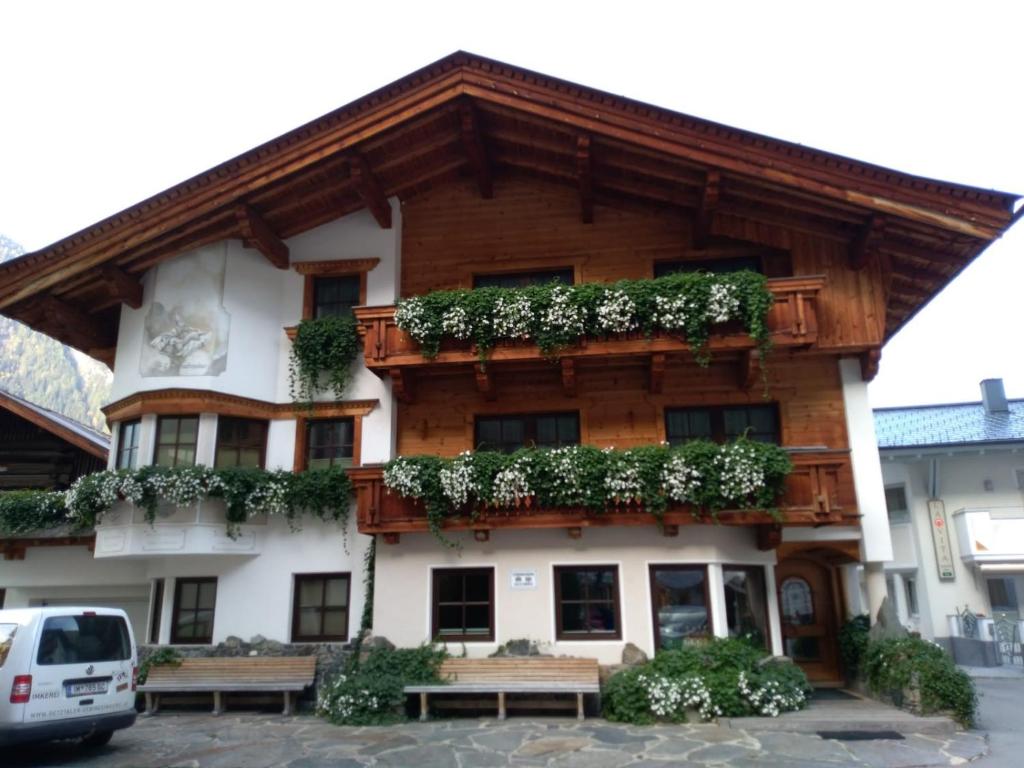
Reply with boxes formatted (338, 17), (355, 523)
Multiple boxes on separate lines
(510, 570), (537, 590)
(928, 500), (956, 581)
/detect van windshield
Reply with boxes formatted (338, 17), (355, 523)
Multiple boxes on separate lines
(36, 615), (130, 666)
(0, 624), (16, 668)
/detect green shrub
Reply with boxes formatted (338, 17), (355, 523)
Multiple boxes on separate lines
(838, 614), (870, 678)
(603, 638), (810, 724)
(864, 637), (977, 726)
(137, 647), (182, 685)
(289, 314), (362, 403)
(317, 644), (446, 725)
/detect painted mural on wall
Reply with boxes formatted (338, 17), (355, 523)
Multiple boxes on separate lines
(140, 245), (231, 377)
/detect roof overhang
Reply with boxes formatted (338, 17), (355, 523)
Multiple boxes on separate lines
(0, 390), (109, 459)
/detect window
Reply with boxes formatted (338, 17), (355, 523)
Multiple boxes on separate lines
(885, 486), (910, 524)
(987, 576), (1019, 613)
(149, 579), (165, 644)
(432, 568), (495, 642)
(215, 417), (268, 469)
(312, 275), (362, 319)
(475, 412), (580, 453)
(154, 416), (199, 467)
(306, 418), (355, 469)
(655, 256), (761, 276)
(473, 268), (574, 289)
(36, 614), (131, 665)
(904, 576), (919, 617)
(650, 565), (710, 649)
(554, 565), (621, 640)
(171, 578), (217, 644)
(116, 419), (141, 469)
(665, 405), (779, 445)
(292, 573), (351, 642)
(723, 566), (769, 649)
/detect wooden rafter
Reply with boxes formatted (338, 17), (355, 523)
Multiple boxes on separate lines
(738, 350), (758, 391)
(98, 265), (143, 309)
(458, 101), (493, 199)
(693, 170), (720, 247)
(474, 363), (496, 400)
(849, 214), (886, 270)
(649, 353), (666, 394)
(560, 358), (577, 397)
(576, 135), (594, 224)
(235, 204), (289, 269)
(34, 295), (112, 350)
(348, 153), (392, 229)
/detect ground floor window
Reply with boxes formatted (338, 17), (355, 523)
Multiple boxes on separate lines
(171, 577), (217, 644)
(555, 565), (621, 640)
(650, 565), (710, 649)
(723, 565), (769, 648)
(149, 578), (165, 644)
(904, 575), (919, 617)
(292, 573), (351, 642)
(432, 568), (494, 642)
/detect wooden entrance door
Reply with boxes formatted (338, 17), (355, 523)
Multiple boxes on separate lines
(776, 557), (841, 683)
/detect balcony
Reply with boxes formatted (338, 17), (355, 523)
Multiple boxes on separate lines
(353, 276), (824, 399)
(953, 507), (1024, 566)
(349, 449), (856, 542)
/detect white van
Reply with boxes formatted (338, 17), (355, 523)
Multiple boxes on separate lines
(0, 607), (138, 747)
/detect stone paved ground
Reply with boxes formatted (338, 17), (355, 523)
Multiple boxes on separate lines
(6, 713), (988, 768)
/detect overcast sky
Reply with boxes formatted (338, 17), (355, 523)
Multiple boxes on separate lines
(2, 1), (1020, 407)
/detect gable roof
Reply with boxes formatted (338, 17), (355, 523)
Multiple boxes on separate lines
(0, 51), (1018, 365)
(875, 399), (1024, 450)
(0, 389), (109, 459)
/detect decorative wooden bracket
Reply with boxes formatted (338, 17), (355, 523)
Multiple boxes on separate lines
(348, 153), (392, 229)
(560, 358), (577, 397)
(473, 529), (490, 543)
(693, 169), (721, 248)
(100, 265), (143, 309)
(235, 204), (289, 269)
(649, 353), (666, 394)
(849, 214), (886, 270)
(662, 524), (680, 538)
(860, 348), (881, 382)
(567, 526), (583, 539)
(389, 368), (414, 403)
(738, 350), (758, 391)
(756, 524), (782, 551)
(474, 363), (496, 400)
(459, 101), (493, 199)
(576, 135), (593, 224)
(382, 532), (401, 545)
(2, 543), (26, 561)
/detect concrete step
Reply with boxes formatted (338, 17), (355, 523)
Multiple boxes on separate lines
(724, 697), (960, 736)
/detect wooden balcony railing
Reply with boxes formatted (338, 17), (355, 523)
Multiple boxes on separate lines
(352, 277), (825, 389)
(349, 449), (856, 543)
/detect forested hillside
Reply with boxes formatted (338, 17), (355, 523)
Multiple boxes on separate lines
(0, 234), (112, 432)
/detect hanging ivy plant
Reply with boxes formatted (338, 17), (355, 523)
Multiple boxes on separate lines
(289, 314), (362, 403)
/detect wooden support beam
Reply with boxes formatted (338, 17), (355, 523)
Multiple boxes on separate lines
(474, 363), (496, 400)
(458, 102), (493, 199)
(473, 529), (490, 543)
(36, 295), (113, 350)
(348, 153), (392, 229)
(567, 527), (582, 540)
(693, 170), (721, 248)
(576, 135), (593, 224)
(860, 348), (881, 382)
(100, 265), (143, 309)
(738, 350), (758, 391)
(849, 214), (886, 270)
(389, 368), (414, 403)
(235, 204), (289, 269)
(383, 532), (401, 545)
(662, 524), (680, 538)
(756, 524), (783, 551)
(560, 358), (577, 397)
(649, 353), (666, 394)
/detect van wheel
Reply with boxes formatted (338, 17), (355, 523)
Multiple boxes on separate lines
(81, 730), (113, 748)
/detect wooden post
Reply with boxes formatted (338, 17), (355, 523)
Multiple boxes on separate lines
(576, 692), (585, 721)
(497, 691), (507, 721)
(212, 691), (224, 716)
(282, 691), (293, 716)
(144, 692), (155, 715)
(419, 692), (429, 722)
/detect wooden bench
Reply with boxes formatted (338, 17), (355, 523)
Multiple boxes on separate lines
(139, 656), (317, 716)
(404, 657), (600, 721)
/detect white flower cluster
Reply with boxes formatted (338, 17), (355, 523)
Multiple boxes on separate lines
(492, 459), (532, 506)
(383, 458), (424, 498)
(706, 282), (740, 323)
(653, 294), (694, 332)
(439, 451), (477, 507)
(440, 305), (473, 340)
(543, 286), (587, 338)
(493, 294), (533, 339)
(316, 673), (384, 722)
(716, 443), (767, 502)
(394, 297), (435, 340)
(146, 467), (213, 507)
(548, 446), (588, 505)
(245, 479), (291, 517)
(638, 673), (722, 721)
(662, 454), (702, 504)
(596, 289), (638, 333)
(737, 670), (805, 717)
(605, 450), (643, 502)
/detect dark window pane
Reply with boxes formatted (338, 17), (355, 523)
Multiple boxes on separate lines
(666, 405), (778, 445)
(651, 566), (710, 648)
(464, 605), (490, 633)
(474, 413), (579, 453)
(465, 575), (490, 603)
(437, 573), (462, 603)
(314, 276), (361, 319)
(432, 569), (493, 641)
(561, 604), (587, 633)
(438, 605), (463, 633)
(655, 257), (761, 276)
(473, 269), (573, 289)
(306, 419), (354, 469)
(559, 571), (583, 601)
(723, 567), (768, 648)
(556, 566), (620, 640)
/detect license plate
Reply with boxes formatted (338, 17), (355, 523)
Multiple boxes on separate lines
(66, 680), (108, 697)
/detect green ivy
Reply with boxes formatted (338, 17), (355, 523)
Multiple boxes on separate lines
(289, 314), (362, 403)
(394, 270), (775, 367)
(838, 614), (870, 679)
(360, 536), (376, 634)
(137, 647), (183, 685)
(0, 491), (73, 536)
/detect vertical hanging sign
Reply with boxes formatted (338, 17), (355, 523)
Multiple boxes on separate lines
(928, 500), (956, 581)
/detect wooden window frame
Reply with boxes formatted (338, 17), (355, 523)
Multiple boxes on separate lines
(296, 259), (378, 321)
(654, 255), (764, 277)
(214, 416), (269, 469)
(721, 564), (770, 649)
(664, 404), (780, 445)
(291, 572), (352, 642)
(431, 567), (495, 643)
(116, 419), (142, 470)
(649, 564), (713, 650)
(294, 415), (362, 471)
(170, 577), (217, 645)
(553, 565), (622, 641)
(149, 578), (165, 644)
(474, 411), (581, 452)
(153, 415), (200, 467)
(472, 266), (576, 289)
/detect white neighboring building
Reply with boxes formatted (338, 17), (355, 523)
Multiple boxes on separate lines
(867, 378), (1024, 666)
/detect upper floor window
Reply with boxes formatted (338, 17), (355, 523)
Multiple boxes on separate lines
(306, 418), (355, 470)
(313, 275), (361, 319)
(475, 412), (580, 453)
(665, 405), (779, 445)
(656, 256), (761, 276)
(473, 268), (574, 289)
(116, 419), (141, 470)
(215, 417), (268, 469)
(885, 485), (910, 524)
(154, 416), (199, 467)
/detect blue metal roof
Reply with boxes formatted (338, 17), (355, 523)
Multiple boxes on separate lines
(874, 399), (1024, 449)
